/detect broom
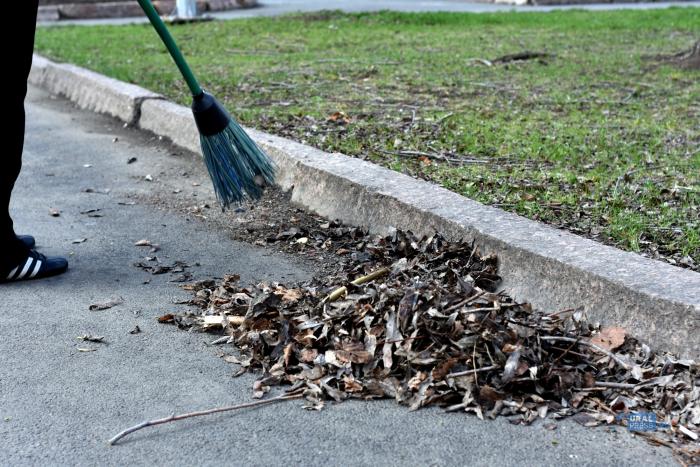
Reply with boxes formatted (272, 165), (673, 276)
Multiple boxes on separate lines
(136, 0), (275, 207)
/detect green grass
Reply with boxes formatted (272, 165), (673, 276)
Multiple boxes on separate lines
(35, 9), (700, 268)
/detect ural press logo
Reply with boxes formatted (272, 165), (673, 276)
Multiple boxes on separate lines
(616, 412), (670, 432)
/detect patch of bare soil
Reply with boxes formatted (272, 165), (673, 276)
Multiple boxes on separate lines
(654, 40), (700, 70)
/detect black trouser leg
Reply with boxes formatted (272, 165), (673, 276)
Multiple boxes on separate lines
(1, 1), (39, 272)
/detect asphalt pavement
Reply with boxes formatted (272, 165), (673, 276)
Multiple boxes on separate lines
(39, 0), (700, 26)
(0, 86), (676, 466)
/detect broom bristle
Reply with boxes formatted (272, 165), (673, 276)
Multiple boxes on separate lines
(200, 118), (276, 208)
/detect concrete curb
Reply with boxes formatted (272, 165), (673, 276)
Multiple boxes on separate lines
(29, 55), (162, 124)
(140, 98), (200, 153)
(29, 54), (700, 358)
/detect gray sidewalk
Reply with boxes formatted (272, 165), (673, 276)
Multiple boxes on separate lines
(0, 86), (674, 466)
(40, 0), (700, 26)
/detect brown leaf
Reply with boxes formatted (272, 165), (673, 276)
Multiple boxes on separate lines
(335, 349), (372, 364)
(572, 412), (599, 427)
(479, 385), (503, 407)
(275, 287), (302, 303)
(283, 343), (294, 367)
(590, 327), (626, 351)
(157, 313), (175, 323)
(408, 371), (429, 391)
(89, 297), (124, 311)
(327, 111), (351, 124)
(583, 372), (596, 388)
(342, 375), (363, 393)
(298, 348), (318, 363)
(431, 358), (458, 381)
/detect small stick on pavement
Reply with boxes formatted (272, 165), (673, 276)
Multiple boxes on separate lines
(109, 392), (303, 445)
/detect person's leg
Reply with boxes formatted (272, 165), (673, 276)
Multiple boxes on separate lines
(0, 1), (39, 273)
(2, 1), (67, 281)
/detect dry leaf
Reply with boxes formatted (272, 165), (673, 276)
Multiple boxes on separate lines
(274, 287), (302, 303)
(89, 297), (124, 311)
(299, 348), (318, 363)
(154, 227), (699, 461)
(77, 334), (105, 343)
(327, 111), (351, 124)
(590, 327), (626, 351)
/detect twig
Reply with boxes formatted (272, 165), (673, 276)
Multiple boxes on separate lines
(380, 149), (452, 163)
(546, 308), (575, 318)
(324, 267), (390, 302)
(109, 392), (303, 445)
(594, 381), (636, 389)
(379, 335), (425, 345)
(550, 340), (580, 366)
(472, 343), (479, 386)
(589, 397), (616, 415)
(539, 336), (631, 370)
(634, 427), (700, 464)
(550, 346), (589, 359)
(435, 112), (455, 124)
(633, 431), (676, 449)
(446, 365), (500, 378)
(442, 291), (486, 313)
(484, 342), (495, 366)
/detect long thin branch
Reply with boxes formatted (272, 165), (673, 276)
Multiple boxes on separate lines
(446, 365), (500, 378)
(539, 336), (631, 370)
(594, 381), (636, 389)
(109, 393), (303, 445)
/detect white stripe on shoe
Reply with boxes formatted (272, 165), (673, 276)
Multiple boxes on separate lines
(16, 257), (34, 280)
(29, 259), (42, 279)
(6, 266), (19, 280)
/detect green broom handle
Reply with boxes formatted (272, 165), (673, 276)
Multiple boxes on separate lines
(136, 0), (203, 97)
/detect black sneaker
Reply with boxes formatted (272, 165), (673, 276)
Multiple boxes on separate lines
(17, 235), (35, 249)
(2, 250), (68, 283)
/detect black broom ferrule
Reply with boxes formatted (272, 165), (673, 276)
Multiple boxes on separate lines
(192, 91), (230, 136)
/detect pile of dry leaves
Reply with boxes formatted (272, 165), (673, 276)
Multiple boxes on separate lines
(164, 229), (699, 463)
